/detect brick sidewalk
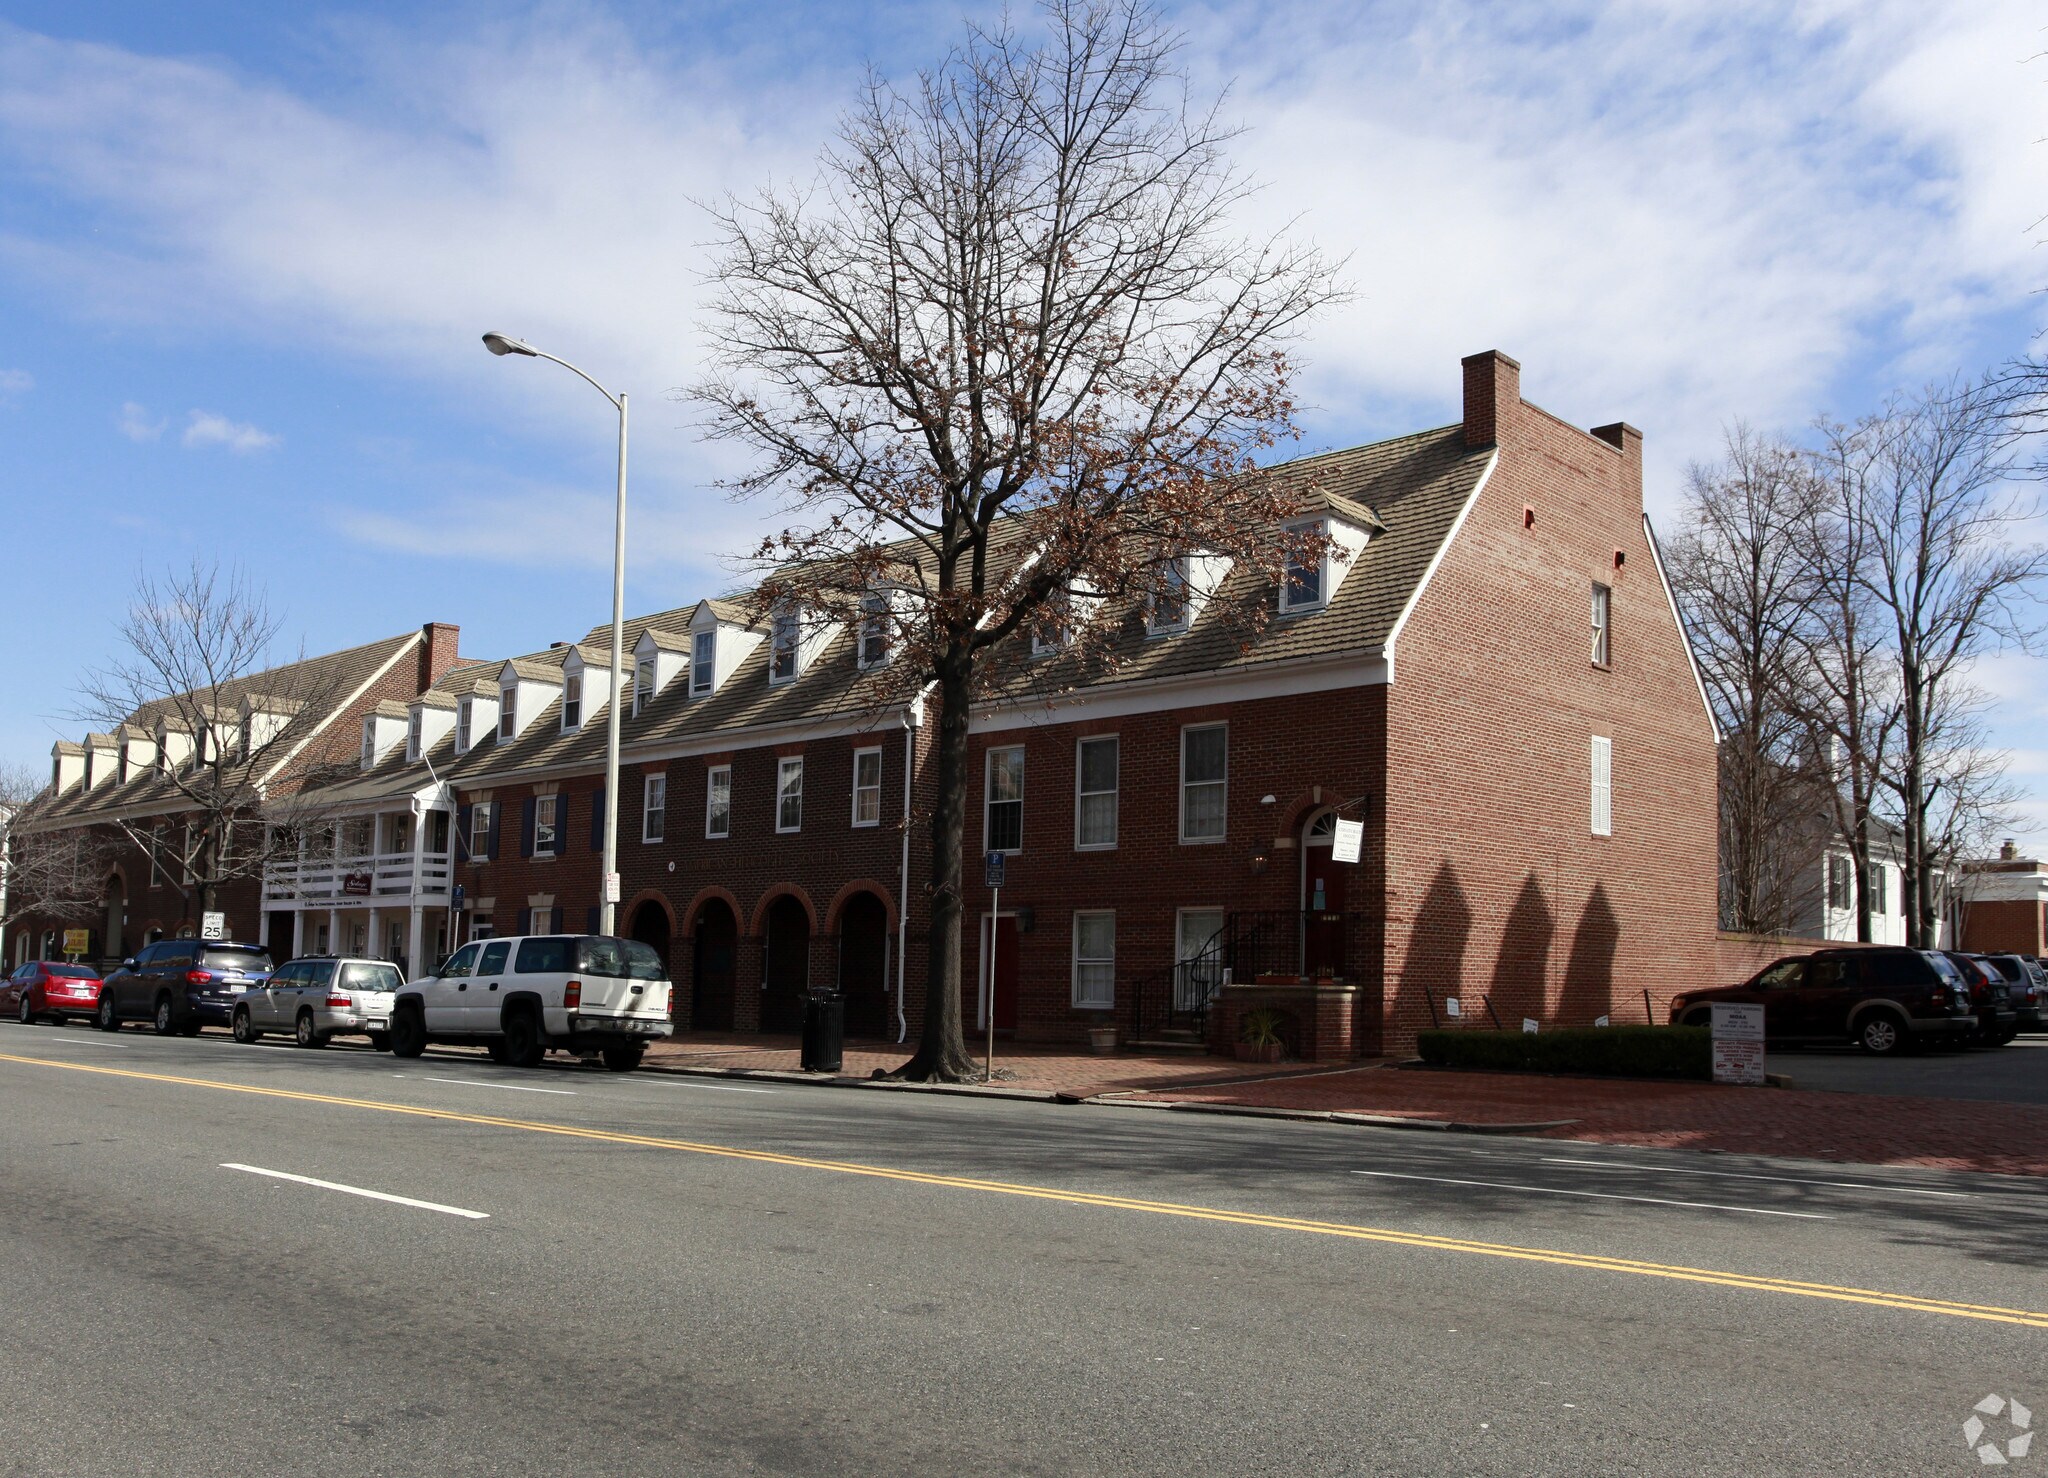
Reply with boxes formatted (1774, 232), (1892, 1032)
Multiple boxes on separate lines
(1135, 1067), (2048, 1177)
(643, 1030), (1342, 1099)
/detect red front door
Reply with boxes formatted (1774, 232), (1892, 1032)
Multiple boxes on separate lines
(1303, 847), (1348, 977)
(965, 915), (1021, 1033)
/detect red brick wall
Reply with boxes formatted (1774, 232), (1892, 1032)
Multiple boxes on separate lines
(1959, 901), (2045, 956)
(1378, 354), (1719, 1054)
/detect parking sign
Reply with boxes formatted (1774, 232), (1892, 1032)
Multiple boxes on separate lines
(984, 850), (1006, 889)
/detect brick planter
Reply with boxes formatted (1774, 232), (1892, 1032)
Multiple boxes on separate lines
(1208, 978), (1361, 1063)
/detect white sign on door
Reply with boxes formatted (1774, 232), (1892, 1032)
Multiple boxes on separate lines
(1331, 817), (1364, 864)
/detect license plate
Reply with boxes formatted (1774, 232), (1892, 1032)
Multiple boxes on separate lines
(367, 1019), (387, 1030)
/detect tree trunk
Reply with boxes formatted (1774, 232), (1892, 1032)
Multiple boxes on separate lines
(893, 655), (982, 1082)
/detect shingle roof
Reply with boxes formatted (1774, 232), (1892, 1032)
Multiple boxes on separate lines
(503, 656), (565, 684)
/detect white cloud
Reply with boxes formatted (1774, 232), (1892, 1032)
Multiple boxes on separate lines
(0, 366), (30, 400)
(117, 400), (164, 441)
(181, 409), (278, 453)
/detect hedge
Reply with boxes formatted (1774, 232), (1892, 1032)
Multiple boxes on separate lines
(1415, 1025), (1711, 1080)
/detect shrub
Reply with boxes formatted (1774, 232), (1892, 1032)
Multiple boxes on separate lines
(1414, 1025), (1710, 1080)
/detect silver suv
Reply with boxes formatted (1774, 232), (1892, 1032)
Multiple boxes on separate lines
(233, 957), (404, 1049)
(389, 934), (673, 1071)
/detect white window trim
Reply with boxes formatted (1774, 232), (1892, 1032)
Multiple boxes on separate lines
(691, 631), (715, 696)
(455, 703), (473, 755)
(643, 773), (667, 845)
(561, 672), (583, 732)
(406, 712), (422, 763)
(469, 805), (490, 859)
(984, 745), (1025, 855)
(497, 687), (516, 740)
(851, 746), (883, 828)
(1179, 722), (1228, 844)
(1074, 734), (1119, 851)
(706, 764), (732, 839)
(1591, 735), (1613, 838)
(1279, 517), (1330, 615)
(360, 720), (376, 770)
(1071, 910), (1115, 1010)
(534, 795), (558, 858)
(856, 598), (891, 670)
(776, 756), (804, 833)
(1146, 557), (1191, 636)
(769, 612), (800, 686)
(1592, 582), (1612, 669)
(634, 656), (655, 716)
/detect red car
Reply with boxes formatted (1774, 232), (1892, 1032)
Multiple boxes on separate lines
(5, 960), (104, 1024)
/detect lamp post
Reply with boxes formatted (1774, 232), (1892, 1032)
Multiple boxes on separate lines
(482, 332), (628, 935)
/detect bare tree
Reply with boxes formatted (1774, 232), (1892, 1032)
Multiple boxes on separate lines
(693, 0), (1341, 1079)
(1829, 376), (2048, 946)
(1666, 426), (1834, 932)
(1, 763), (114, 950)
(74, 560), (348, 926)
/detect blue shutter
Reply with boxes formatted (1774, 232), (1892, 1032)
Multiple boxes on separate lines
(556, 791), (573, 854)
(486, 801), (501, 861)
(587, 906), (602, 936)
(456, 804), (473, 861)
(521, 796), (536, 858)
(590, 787), (605, 850)
(516, 906), (531, 936)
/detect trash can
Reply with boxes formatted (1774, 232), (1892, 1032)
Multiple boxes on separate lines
(800, 991), (845, 1073)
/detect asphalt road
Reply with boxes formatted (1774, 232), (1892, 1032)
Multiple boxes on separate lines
(1768, 1035), (2048, 1105)
(2, 1017), (2045, 1476)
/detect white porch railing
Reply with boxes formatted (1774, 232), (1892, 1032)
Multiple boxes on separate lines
(264, 849), (453, 905)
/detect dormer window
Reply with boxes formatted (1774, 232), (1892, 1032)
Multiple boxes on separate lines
(634, 656), (654, 715)
(562, 671), (583, 731)
(770, 611), (799, 684)
(1148, 558), (1191, 635)
(857, 597), (890, 669)
(455, 702), (472, 754)
(1281, 519), (1326, 613)
(406, 710), (423, 762)
(692, 631), (714, 695)
(498, 686), (516, 740)
(361, 720), (376, 769)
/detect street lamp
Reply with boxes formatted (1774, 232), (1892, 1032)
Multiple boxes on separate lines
(482, 330), (629, 935)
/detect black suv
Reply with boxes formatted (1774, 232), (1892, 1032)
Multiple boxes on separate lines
(1951, 953), (2021, 1046)
(97, 940), (274, 1035)
(1669, 947), (1977, 1055)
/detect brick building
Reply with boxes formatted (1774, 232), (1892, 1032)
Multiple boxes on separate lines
(335, 350), (1718, 1059)
(5, 625), (465, 969)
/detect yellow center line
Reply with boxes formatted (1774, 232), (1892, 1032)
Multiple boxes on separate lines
(7, 1049), (2046, 1330)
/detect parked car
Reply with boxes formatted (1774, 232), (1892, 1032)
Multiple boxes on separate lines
(2019, 957), (2048, 1032)
(1944, 953), (2018, 1046)
(232, 957), (403, 1049)
(5, 961), (102, 1024)
(1669, 947), (1977, 1054)
(96, 939), (274, 1035)
(388, 934), (673, 1071)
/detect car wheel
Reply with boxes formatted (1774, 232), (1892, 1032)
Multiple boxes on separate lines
(153, 995), (178, 1036)
(484, 1038), (513, 1064)
(295, 1011), (326, 1049)
(232, 1008), (261, 1045)
(97, 995), (120, 1032)
(502, 1009), (546, 1069)
(600, 1043), (646, 1073)
(1683, 1009), (1712, 1029)
(1856, 1011), (1907, 1055)
(368, 1032), (391, 1052)
(389, 1008), (426, 1059)
(17, 994), (35, 1026)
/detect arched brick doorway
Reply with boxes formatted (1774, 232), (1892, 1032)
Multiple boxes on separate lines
(691, 898), (739, 1031)
(629, 900), (672, 969)
(760, 895), (811, 1034)
(836, 891), (890, 1039)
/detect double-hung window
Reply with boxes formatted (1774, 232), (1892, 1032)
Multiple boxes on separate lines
(455, 702), (472, 754)
(634, 656), (654, 715)
(770, 612), (799, 684)
(498, 687), (516, 740)
(777, 757), (804, 833)
(643, 773), (667, 844)
(691, 631), (715, 696)
(1072, 912), (1115, 1009)
(1075, 736), (1118, 849)
(534, 795), (558, 857)
(857, 597), (890, 669)
(1180, 724), (1227, 842)
(1148, 558), (1190, 634)
(1282, 519), (1326, 612)
(852, 748), (883, 827)
(469, 805), (490, 859)
(1591, 583), (1612, 668)
(1827, 854), (1851, 911)
(706, 765), (732, 838)
(562, 672), (582, 730)
(360, 721), (376, 768)
(406, 710), (422, 762)
(1590, 735), (1613, 837)
(528, 907), (557, 936)
(985, 746), (1024, 853)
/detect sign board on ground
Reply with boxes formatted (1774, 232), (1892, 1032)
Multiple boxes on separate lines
(62, 928), (89, 956)
(1522, 1018), (1539, 1034)
(1331, 817), (1364, 864)
(984, 850), (1006, 889)
(1444, 996), (1461, 1019)
(200, 911), (227, 941)
(1710, 1002), (1766, 1085)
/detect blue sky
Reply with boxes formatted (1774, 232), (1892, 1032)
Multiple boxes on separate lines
(2, 1), (2045, 831)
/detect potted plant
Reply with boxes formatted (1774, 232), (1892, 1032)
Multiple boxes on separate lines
(1235, 1008), (1286, 1063)
(1088, 1023), (1119, 1054)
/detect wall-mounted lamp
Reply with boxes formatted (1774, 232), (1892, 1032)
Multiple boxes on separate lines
(1259, 794), (1277, 806)
(1249, 851), (1270, 875)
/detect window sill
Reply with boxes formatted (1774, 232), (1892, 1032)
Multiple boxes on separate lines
(1071, 1000), (1115, 1012)
(1074, 842), (1117, 853)
(851, 820), (881, 830)
(1179, 835), (1226, 846)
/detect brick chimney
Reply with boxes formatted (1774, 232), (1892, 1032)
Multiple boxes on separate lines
(2001, 838), (2018, 862)
(1461, 350), (1521, 448)
(417, 622), (461, 693)
(1591, 420), (1644, 504)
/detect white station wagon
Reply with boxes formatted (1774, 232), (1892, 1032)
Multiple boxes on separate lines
(389, 934), (673, 1072)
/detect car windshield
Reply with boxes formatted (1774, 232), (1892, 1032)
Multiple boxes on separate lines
(202, 946), (272, 973)
(339, 962), (403, 992)
(48, 963), (99, 979)
(576, 937), (667, 981)
(1923, 951), (1966, 985)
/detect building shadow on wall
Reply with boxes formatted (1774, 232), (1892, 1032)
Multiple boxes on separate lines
(1558, 883), (1620, 1026)
(1489, 875), (1553, 1025)
(1394, 862), (1471, 1029)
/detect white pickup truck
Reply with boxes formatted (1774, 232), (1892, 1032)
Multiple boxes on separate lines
(389, 934), (673, 1072)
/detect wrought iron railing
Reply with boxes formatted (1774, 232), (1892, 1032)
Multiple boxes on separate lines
(1125, 910), (1377, 1048)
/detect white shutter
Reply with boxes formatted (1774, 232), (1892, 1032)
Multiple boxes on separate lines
(1590, 736), (1613, 837)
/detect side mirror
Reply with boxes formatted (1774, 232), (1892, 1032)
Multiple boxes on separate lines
(121, 958), (138, 970)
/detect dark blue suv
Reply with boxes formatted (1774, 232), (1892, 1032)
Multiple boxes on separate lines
(96, 939), (274, 1035)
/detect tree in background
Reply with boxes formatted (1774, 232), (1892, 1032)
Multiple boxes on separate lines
(0, 763), (113, 954)
(694, 0), (1341, 1079)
